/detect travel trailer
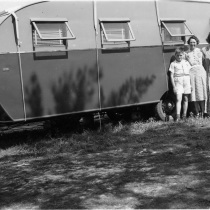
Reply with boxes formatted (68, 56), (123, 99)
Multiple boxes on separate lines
(0, 0), (209, 125)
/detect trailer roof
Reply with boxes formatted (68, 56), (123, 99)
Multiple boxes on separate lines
(0, 0), (210, 24)
(0, 1), (48, 25)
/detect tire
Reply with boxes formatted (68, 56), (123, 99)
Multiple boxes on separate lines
(155, 100), (166, 121)
(155, 97), (176, 121)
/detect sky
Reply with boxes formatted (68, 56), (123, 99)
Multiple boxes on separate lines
(0, 0), (40, 11)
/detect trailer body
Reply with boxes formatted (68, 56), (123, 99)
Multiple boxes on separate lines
(0, 0), (209, 122)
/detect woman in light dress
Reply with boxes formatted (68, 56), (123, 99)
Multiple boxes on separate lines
(185, 35), (207, 118)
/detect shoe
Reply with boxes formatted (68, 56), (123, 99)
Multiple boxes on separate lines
(194, 113), (200, 119)
(204, 113), (210, 118)
(200, 112), (204, 118)
(189, 112), (194, 118)
(182, 115), (187, 121)
(174, 114), (180, 122)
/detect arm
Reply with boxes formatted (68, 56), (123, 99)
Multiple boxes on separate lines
(201, 48), (207, 70)
(169, 62), (176, 93)
(186, 61), (193, 92)
(170, 71), (176, 94)
(185, 54), (193, 66)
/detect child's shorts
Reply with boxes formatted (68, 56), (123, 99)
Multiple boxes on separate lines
(174, 76), (191, 95)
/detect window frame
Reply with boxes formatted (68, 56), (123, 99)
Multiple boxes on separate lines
(99, 18), (135, 44)
(31, 18), (76, 41)
(160, 19), (193, 45)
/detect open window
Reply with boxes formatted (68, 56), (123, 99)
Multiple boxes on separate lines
(31, 18), (76, 51)
(100, 18), (135, 49)
(161, 19), (193, 45)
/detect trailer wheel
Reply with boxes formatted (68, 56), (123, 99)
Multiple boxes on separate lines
(155, 97), (175, 121)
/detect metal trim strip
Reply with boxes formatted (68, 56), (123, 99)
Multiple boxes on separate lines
(99, 18), (130, 22)
(0, 45), (165, 55)
(30, 17), (68, 22)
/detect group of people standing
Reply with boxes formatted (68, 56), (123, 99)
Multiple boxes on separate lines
(169, 33), (210, 121)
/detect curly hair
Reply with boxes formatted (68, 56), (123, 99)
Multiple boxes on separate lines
(206, 32), (210, 44)
(174, 47), (184, 55)
(187, 35), (200, 45)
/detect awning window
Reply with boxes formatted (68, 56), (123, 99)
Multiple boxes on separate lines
(31, 18), (75, 48)
(161, 20), (193, 45)
(100, 19), (135, 44)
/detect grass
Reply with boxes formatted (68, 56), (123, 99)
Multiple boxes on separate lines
(1, 117), (210, 209)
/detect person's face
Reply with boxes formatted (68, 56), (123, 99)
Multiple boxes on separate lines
(175, 52), (183, 62)
(189, 38), (197, 50)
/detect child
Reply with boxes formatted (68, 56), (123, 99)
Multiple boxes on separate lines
(169, 47), (192, 121)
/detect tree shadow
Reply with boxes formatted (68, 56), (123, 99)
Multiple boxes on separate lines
(24, 64), (99, 118)
(103, 75), (156, 107)
(1, 122), (210, 208)
(23, 64), (156, 120)
(25, 73), (43, 118)
(51, 64), (98, 114)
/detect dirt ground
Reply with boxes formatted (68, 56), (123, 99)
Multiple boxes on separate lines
(1, 120), (210, 209)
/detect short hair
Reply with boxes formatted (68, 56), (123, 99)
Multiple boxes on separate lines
(175, 47), (184, 55)
(206, 32), (210, 44)
(187, 35), (200, 45)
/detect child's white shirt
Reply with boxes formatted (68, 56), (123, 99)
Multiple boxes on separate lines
(169, 60), (191, 75)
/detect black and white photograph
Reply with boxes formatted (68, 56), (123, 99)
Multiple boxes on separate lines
(1, 0), (210, 209)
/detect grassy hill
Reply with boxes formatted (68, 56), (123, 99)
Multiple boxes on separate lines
(1, 118), (210, 209)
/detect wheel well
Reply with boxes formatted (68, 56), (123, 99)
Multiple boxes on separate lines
(160, 90), (176, 102)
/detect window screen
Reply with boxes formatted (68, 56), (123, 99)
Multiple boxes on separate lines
(100, 19), (135, 46)
(161, 20), (193, 44)
(31, 18), (75, 48)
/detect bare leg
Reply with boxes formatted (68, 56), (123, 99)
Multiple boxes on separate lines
(175, 93), (182, 121)
(182, 94), (189, 117)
